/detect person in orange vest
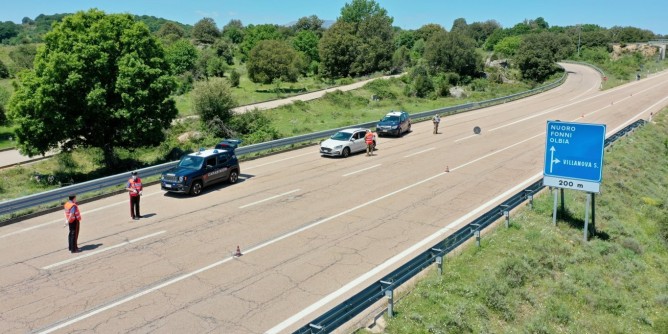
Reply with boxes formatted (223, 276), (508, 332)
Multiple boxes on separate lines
(126, 171), (143, 220)
(365, 129), (375, 156)
(63, 194), (82, 253)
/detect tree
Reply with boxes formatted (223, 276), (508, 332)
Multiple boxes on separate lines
(0, 21), (19, 41)
(156, 21), (186, 42)
(7, 9), (177, 167)
(319, 0), (394, 78)
(191, 77), (236, 127)
(451, 18), (468, 33)
(424, 31), (481, 78)
(515, 33), (562, 82)
(196, 48), (227, 78)
(319, 21), (358, 78)
(192, 17), (220, 44)
(239, 24), (282, 61)
(415, 23), (446, 42)
(213, 38), (235, 65)
(222, 19), (244, 44)
(293, 15), (324, 35)
(292, 30), (320, 62)
(164, 38), (198, 75)
(494, 36), (522, 57)
(247, 40), (303, 84)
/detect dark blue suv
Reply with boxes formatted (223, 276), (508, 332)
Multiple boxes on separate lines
(376, 111), (411, 137)
(161, 147), (240, 196)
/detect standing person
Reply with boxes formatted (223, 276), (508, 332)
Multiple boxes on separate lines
(126, 171), (143, 220)
(64, 194), (81, 253)
(365, 129), (375, 156)
(432, 114), (441, 134)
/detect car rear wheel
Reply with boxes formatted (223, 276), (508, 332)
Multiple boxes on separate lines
(228, 170), (239, 184)
(342, 147), (350, 158)
(190, 181), (203, 196)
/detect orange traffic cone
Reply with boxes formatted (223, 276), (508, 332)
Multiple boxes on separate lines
(234, 245), (243, 257)
(445, 166), (450, 173)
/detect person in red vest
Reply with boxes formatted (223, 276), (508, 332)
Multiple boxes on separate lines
(126, 171), (143, 220)
(63, 194), (82, 253)
(365, 129), (376, 156)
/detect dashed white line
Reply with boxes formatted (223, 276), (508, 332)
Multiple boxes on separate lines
(42, 231), (166, 270)
(343, 164), (381, 177)
(238, 189), (300, 209)
(403, 147), (435, 158)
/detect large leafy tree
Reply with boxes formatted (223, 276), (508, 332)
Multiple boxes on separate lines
(222, 19), (245, 44)
(515, 32), (569, 82)
(239, 24), (283, 61)
(247, 40), (304, 84)
(7, 9), (177, 167)
(318, 21), (358, 78)
(319, 0), (394, 78)
(164, 38), (198, 75)
(424, 31), (481, 78)
(192, 17), (220, 44)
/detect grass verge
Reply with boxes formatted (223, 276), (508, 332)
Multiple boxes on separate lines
(363, 109), (668, 333)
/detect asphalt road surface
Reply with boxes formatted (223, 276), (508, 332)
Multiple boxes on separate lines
(1, 63), (667, 334)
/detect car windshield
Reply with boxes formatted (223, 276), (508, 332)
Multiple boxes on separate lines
(178, 155), (204, 169)
(330, 131), (353, 141)
(382, 115), (400, 122)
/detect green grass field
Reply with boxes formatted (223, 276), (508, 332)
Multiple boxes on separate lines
(363, 110), (668, 334)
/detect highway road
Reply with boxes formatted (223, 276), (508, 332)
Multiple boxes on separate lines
(1, 63), (667, 334)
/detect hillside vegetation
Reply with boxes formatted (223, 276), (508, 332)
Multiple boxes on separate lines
(372, 110), (668, 333)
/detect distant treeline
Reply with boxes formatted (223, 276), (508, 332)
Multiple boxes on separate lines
(0, 13), (192, 44)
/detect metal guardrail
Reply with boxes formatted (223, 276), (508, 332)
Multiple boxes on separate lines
(292, 119), (647, 334)
(0, 72), (566, 219)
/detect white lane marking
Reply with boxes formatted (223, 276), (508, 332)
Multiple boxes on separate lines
(343, 164), (381, 177)
(243, 152), (313, 170)
(403, 147), (435, 158)
(42, 231), (167, 270)
(266, 172), (544, 334)
(455, 134), (478, 143)
(238, 189), (300, 209)
(0, 191), (163, 240)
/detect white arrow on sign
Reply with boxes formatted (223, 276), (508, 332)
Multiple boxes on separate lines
(549, 146), (560, 173)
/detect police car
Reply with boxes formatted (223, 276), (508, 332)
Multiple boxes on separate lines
(160, 148), (240, 196)
(375, 111), (411, 137)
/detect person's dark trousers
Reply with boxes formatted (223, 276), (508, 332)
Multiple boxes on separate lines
(130, 196), (141, 219)
(68, 220), (80, 251)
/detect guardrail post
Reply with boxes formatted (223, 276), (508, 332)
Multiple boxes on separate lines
(431, 248), (444, 275)
(385, 289), (394, 318)
(501, 205), (510, 228)
(525, 190), (534, 209)
(474, 229), (481, 247)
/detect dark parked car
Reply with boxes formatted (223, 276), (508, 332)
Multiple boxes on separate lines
(160, 148), (240, 196)
(376, 111), (411, 137)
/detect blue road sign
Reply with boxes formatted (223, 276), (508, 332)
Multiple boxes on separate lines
(543, 121), (606, 193)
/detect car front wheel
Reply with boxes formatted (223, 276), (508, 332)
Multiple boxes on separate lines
(190, 181), (203, 196)
(342, 147), (351, 158)
(228, 170), (239, 184)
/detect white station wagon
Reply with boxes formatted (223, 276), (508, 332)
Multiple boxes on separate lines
(319, 128), (376, 158)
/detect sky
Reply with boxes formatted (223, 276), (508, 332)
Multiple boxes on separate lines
(1, 0), (666, 36)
